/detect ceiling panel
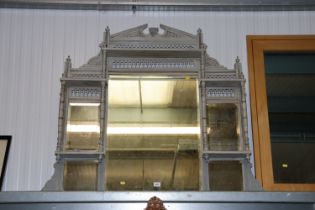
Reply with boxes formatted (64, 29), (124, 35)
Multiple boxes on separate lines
(108, 78), (197, 108)
(1, 0), (315, 11)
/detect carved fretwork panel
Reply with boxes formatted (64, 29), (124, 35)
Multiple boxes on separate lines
(68, 70), (103, 79)
(68, 87), (101, 99)
(109, 57), (199, 71)
(206, 87), (236, 99)
(110, 42), (196, 49)
(206, 72), (237, 80)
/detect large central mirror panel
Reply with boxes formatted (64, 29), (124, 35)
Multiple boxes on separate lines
(106, 76), (200, 191)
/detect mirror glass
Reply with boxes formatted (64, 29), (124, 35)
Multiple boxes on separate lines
(65, 103), (100, 150)
(208, 161), (243, 191)
(106, 76), (200, 190)
(63, 161), (98, 191)
(207, 103), (240, 151)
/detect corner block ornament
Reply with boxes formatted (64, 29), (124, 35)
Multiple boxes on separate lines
(43, 24), (262, 192)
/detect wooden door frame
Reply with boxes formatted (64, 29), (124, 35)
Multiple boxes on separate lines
(247, 35), (315, 191)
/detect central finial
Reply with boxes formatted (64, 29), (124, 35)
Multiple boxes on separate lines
(149, 27), (159, 36)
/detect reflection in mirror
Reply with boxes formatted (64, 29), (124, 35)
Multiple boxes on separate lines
(106, 136), (199, 190)
(207, 103), (239, 151)
(63, 161), (98, 191)
(65, 103), (100, 150)
(106, 76), (200, 190)
(208, 161), (243, 191)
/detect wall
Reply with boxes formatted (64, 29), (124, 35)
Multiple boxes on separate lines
(0, 8), (314, 191)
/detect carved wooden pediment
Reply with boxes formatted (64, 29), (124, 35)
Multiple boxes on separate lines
(111, 24), (148, 39)
(65, 24), (240, 80)
(107, 24), (199, 49)
(110, 24), (197, 40)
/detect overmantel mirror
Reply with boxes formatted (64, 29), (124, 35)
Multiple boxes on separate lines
(43, 24), (261, 191)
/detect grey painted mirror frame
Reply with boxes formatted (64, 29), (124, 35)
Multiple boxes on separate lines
(43, 24), (262, 191)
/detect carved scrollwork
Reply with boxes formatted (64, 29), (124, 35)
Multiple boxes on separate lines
(86, 54), (102, 65)
(205, 54), (220, 67)
(125, 30), (145, 37)
(163, 31), (179, 38)
(111, 24), (147, 39)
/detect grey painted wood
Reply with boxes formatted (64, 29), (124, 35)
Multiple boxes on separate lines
(42, 24), (262, 191)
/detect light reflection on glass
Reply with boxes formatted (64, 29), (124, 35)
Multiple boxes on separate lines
(106, 76), (200, 191)
(65, 103), (100, 150)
